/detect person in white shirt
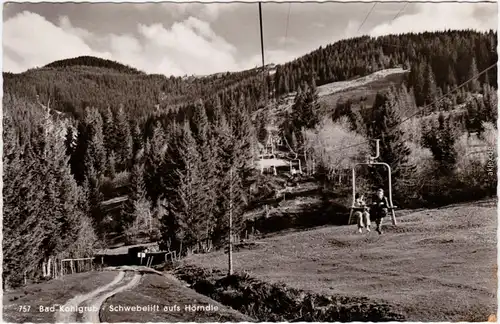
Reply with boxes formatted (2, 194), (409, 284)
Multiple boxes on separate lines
(354, 193), (371, 233)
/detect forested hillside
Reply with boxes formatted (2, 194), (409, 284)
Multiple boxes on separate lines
(3, 29), (497, 289)
(4, 30), (496, 119)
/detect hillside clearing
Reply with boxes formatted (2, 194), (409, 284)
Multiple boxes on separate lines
(268, 68), (409, 118)
(317, 68), (408, 97)
(184, 199), (497, 322)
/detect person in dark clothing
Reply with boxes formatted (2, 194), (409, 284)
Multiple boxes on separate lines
(371, 188), (389, 234)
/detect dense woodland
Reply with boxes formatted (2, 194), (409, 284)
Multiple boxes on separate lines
(3, 30), (498, 288)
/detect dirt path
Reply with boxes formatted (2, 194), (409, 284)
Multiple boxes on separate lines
(81, 273), (142, 323)
(55, 271), (125, 323)
(55, 270), (142, 323)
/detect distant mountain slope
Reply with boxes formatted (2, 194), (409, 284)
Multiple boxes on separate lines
(44, 56), (146, 75)
(3, 30), (496, 121)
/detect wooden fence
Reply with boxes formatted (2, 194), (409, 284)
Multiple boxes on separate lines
(61, 257), (95, 275)
(41, 257), (96, 280)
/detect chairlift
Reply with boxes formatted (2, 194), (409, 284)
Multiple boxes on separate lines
(259, 153), (276, 159)
(289, 155), (303, 174)
(347, 139), (397, 226)
(259, 153), (278, 175)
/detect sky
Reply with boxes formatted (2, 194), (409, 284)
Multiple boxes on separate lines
(3, 1), (498, 76)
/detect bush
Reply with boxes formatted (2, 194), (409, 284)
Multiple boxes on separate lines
(304, 118), (370, 174)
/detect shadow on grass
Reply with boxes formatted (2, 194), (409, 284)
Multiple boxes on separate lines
(246, 199), (350, 236)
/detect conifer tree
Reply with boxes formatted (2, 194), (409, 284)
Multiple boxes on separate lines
(85, 164), (105, 235)
(465, 98), (485, 136)
(132, 121), (143, 160)
(3, 96), (96, 286)
(447, 65), (457, 86)
(144, 122), (167, 203)
(422, 113), (458, 174)
(102, 106), (115, 155)
(367, 90), (415, 193)
(115, 105), (133, 171)
(398, 84), (418, 117)
(412, 62), (426, 107)
(468, 57), (481, 93)
(193, 102), (219, 242)
(123, 162), (152, 240)
(211, 99), (254, 247)
(423, 63), (438, 112)
(162, 123), (207, 252)
(190, 100), (209, 145)
(107, 150), (117, 178)
(69, 121), (89, 185)
(482, 83), (498, 125)
(83, 107), (106, 177)
(64, 122), (78, 158)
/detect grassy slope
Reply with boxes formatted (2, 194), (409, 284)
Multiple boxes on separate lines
(2, 271), (117, 323)
(269, 68), (408, 120)
(100, 273), (255, 322)
(318, 69), (408, 115)
(185, 199), (497, 322)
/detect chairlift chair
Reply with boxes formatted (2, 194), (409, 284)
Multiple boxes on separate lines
(259, 153), (278, 175)
(467, 132), (484, 148)
(289, 157), (303, 175)
(347, 140), (397, 226)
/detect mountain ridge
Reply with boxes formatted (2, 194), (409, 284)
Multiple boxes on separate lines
(3, 29), (497, 121)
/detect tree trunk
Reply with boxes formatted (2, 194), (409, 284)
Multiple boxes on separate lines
(47, 258), (52, 277)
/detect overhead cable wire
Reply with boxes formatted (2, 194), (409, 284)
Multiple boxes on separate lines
(392, 2), (408, 21)
(259, 2), (265, 69)
(357, 2), (377, 34)
(283, 2), (292, 51)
